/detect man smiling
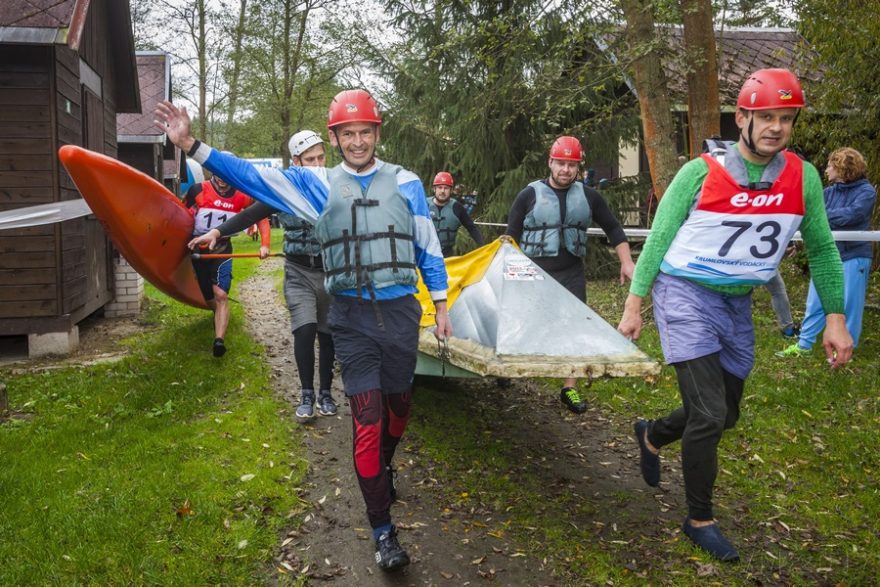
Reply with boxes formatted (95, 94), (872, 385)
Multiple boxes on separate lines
(156, 89), (450, 573)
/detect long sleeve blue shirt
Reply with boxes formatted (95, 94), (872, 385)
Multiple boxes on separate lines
(191, 143), (448, 300)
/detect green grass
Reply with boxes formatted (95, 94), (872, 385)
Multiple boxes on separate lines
(409, 258), (880, 585)
(0, 233), (308, 586)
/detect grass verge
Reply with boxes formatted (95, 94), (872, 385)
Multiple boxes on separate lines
(0, 234), (308, 586)
(409, 259), (880, 585)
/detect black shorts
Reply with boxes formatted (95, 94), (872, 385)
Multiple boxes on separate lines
(192, 240), (233, 302)
(329, 295), (422, 396)
(546, 261), (587, 302)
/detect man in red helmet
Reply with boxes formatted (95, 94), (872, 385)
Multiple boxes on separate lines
(184, 170), (271, 357)
(156, 89), (450, 573)
(428, 171), (484, 257)
(506, 135), (635, 414)
(618, 69), (852, 562)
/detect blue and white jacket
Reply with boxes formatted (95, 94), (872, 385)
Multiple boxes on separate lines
(191, 143), (448, 301)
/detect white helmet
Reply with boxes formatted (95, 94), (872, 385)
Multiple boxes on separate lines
(288, 130), (323, 157)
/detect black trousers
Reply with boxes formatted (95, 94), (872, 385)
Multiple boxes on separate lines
(647, 352), (745, 521)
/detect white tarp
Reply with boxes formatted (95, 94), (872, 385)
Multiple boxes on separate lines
(419, 241), (660, 379)
(0, 199), (93, 230)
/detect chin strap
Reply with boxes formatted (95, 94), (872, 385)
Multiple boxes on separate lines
(741, 110), (801, 159)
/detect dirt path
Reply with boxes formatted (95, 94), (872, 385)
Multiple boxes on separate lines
(238, 260), (684, 586)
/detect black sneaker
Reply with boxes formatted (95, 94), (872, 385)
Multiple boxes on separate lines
(387, 465), (398, 502)
(374, 525), (410, 571)
(212, 338), (226, 357)
(560, 387), (587, 414)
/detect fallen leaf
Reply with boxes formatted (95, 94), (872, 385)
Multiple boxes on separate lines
(696, 563), (716, 577)
(237, 539), (248, 549)
(175, 499), (193, 518)
(471, 556), (486, 564)
(240, 474), (255, 482)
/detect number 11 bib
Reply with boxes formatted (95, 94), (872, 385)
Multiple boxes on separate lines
(661, 150), (804, 286)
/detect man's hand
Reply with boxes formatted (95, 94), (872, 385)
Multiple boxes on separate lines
(615, 242), (635, 284)
(154, 100), (196, 152)
(822, 313), (853, 368)
(617, 293), (644, 341)
(188, 229), (221, 251)
(259, 245), (270, 259)
(433, 300), (453, 341)
(619, 259), (635, 284)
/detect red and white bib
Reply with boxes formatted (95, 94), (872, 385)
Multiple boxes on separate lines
(192, 181), (253, 236)
(660, 151), (804, 285)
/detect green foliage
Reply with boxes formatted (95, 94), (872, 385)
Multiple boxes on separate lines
(792, 0), (880, 203)
(367, 0), (640, 224)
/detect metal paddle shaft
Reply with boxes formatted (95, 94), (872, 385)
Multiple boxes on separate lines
(190, 252), (284, 260)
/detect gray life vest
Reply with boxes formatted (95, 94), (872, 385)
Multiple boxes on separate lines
(703, 139), (788, 188)
(429, 198), (462, 251)
(521, 180), (592, 258)
(278, 212), (321, 258)
(315, 164), (418, 295)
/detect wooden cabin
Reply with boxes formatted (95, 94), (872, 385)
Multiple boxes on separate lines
(117, 51), (184, 196)
(0, 0), (140, 356)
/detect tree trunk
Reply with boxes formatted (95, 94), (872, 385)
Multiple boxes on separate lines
(279, 0), (311, 167)
(620, 0), (680, 199)
(681, 0), (720, 157)
(197, 0), (208, 141)
(223, 0), (248, 149)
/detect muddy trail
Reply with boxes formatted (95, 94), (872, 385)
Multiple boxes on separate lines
(239, 259), (687, 586)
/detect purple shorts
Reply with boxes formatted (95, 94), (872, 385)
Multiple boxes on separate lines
(652, 273), (755, 380)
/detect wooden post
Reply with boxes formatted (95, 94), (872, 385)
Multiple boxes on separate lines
(0, 382), (7, 416)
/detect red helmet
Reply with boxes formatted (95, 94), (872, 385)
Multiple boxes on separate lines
(327, 89), (382, 129)
(549, 136), (582, 161)
(736, 68), (805, 111)
(433, 171), (454, 187)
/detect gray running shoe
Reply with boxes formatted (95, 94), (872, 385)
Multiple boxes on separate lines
(296, 390), (316, 421)
(317, 390), (337, 416)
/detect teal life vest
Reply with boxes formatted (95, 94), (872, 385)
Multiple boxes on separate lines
(278, 213), (322, 258)
(428, 198), (462, 251)
(521, 180), (592, 258)
(315, 164), (418, 295)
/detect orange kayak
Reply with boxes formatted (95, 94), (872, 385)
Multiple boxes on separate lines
(58, 145), (208, 309)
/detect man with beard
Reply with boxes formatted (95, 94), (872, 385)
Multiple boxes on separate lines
(506, 135), (634, 414)
(428, 171), (483, 257)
